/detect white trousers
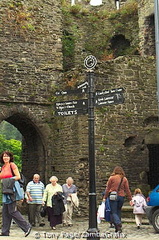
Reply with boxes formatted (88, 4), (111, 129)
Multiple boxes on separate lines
(63, 202), (73, 225)
(135, 214), (143, 226)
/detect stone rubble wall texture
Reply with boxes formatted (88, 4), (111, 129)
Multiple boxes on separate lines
(0, 0), (63, 181)
(0, 0), (158, 217)
(138, 0), (155, 55)
(53, 56), (157, 214)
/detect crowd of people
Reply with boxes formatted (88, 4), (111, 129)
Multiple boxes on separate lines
(0, 150), (148, 237)
(0, 151), (78, 237)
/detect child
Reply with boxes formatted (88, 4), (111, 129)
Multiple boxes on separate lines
(130, 188), (147, 229)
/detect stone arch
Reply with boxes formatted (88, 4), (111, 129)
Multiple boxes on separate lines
(0, 106), (49, 184)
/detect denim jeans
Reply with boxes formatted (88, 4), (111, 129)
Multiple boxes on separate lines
(109, 195), (125, 225)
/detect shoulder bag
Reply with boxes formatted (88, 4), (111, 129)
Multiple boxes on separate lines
(109, 177), (124, 201)
(10, 163), (26, 188)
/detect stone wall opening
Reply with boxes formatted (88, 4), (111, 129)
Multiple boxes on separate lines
(145, 126), (159, 189)
(147, 144), (159, 188)
(110, 34), (131, 57)
(3, 113), (46, 184)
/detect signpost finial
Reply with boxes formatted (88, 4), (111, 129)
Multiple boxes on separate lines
(84, 55), (97, 70)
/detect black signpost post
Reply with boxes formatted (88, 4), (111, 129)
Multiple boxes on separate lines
(54, 55), (125, 240)
(86, 69), (99, 240)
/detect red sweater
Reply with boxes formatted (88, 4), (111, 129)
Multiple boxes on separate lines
(105, 174), (132, 201)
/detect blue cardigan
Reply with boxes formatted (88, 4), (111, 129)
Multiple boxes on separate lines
(2, 180), (24, 204)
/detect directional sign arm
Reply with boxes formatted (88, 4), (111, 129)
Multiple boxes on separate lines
(55, 88), (87, 96)
(95, 93), (124, 106)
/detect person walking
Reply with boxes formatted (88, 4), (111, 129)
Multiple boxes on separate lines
(62, 177), (78, 227)
(130, 188), (147, 229)
(0, 151), (31, 237)
(26, 173), (45, 227)
(42, 176), (65, 230)
(103, 166), (132, 233)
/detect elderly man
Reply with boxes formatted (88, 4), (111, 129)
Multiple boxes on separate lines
(26, 174), (45, 227)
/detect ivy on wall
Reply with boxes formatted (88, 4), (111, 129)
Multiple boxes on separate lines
(62, 0), (139, 67)
(1, 0), (35, 37)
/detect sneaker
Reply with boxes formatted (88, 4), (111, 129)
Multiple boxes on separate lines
(25, 227), (32, 237)
(137, 225), (140, 229)
(68, 224), (73, 227)
(52, 227), (56, 230)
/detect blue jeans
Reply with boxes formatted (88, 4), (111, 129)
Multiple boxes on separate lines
(109, 195), (125, 225)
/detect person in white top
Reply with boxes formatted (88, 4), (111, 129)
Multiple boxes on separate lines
(130, 188), (147, 229)
(42, 176), (64, 230)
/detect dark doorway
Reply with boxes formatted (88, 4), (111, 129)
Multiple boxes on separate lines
(147, 144), (159, 188)
(4, 113), (46, 184)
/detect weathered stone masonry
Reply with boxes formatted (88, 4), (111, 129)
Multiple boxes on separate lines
(0, 0), (159, 216)
(0, 0), (63, 182)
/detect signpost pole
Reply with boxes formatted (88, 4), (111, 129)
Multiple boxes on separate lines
(87, 70), (99, 240)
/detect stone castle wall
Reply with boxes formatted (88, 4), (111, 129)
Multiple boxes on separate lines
(0, 0), (158, 217)
(52, 55), (157, 215)
(0, 0), (63, 181)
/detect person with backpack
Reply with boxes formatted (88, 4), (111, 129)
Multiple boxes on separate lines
(130, 188), (147, 229)
(0, 151), (31, 237)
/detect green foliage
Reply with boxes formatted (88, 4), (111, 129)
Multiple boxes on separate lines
(0, 121), (22, 141)
(62, 0), (139, 62)
(62, 30), (76, 71)
(0, 134), (22, 170)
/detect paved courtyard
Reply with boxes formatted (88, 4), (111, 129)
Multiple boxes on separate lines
(1, 217), (159, 240)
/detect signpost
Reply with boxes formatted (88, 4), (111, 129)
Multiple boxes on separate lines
(54, 55), (125, 240)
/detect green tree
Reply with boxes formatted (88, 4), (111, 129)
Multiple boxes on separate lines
(0, 134), (22, 170)
(0, 121), (22, 141)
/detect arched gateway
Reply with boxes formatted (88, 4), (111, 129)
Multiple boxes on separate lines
(0, 106), (51, 183)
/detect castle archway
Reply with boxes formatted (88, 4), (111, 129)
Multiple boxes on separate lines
(0, 112), (47, 184)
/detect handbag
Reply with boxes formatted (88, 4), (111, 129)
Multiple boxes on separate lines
(40, 205), (47, 217)
(109, 191), (118, 201)
(109, 177), (123, 201)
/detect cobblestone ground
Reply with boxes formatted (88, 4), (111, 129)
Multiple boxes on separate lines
(0, 217), (159, 240)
